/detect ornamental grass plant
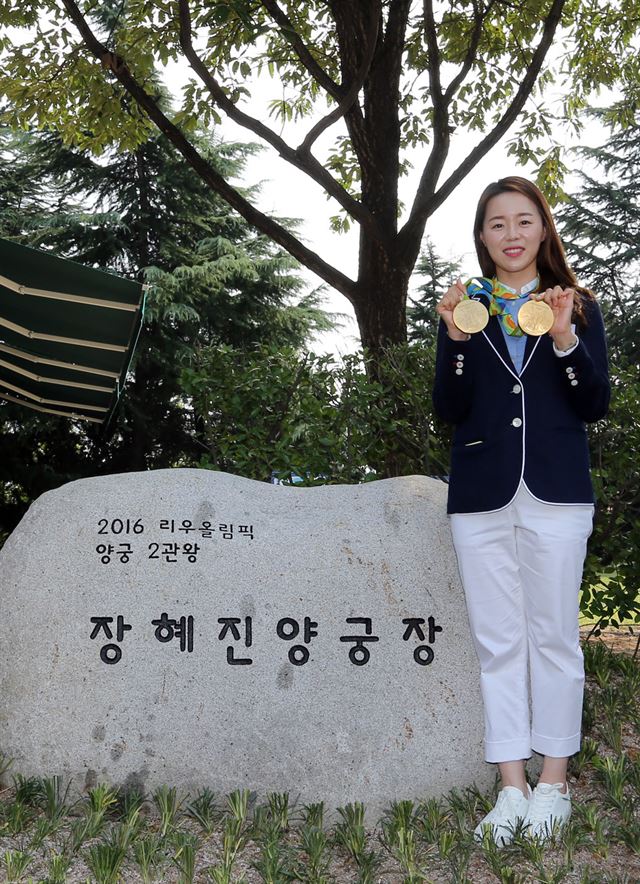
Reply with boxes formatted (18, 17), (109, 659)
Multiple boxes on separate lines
(0, 641), (638, 883)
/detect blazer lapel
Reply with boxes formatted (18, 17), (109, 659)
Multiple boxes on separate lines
(521, 334), (542, 375)
(483, 315), (514, 369)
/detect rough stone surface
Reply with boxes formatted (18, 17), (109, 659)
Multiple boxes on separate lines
(0, 470), (492, 813)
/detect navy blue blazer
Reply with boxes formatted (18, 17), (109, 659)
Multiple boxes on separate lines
(433, 294), (610, 514)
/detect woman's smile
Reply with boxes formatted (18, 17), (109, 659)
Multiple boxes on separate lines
(480, 190), (546, 288)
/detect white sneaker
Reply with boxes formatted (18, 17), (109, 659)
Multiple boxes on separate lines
(474, 785), (531, 846)
(524, 782), (571, 840)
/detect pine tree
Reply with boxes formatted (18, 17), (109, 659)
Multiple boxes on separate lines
(407, 239), (463, 345)
(557, 114), (640, 368)
(0, 125), (333, 537)
(556, 113), (640, 630)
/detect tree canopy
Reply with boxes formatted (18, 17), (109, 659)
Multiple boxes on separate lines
(2, 0), (639, 353)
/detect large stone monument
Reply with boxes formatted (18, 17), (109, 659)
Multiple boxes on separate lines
(0, 470), (491, 814)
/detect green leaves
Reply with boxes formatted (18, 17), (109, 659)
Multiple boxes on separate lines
(554, 119), (640, 632)
(0, 3), (156, 153)
(581, 365), (640, 631)
(4, 0), (638, 189)
(180, 341), (449, 484)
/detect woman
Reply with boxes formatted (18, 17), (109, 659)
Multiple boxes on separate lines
(433, 177), (610, 845)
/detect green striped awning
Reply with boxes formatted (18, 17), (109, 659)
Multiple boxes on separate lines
(0, 237), (145, 424)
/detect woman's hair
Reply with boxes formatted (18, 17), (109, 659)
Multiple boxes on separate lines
(473, 176), (594, 319)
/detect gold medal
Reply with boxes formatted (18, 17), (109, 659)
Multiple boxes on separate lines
(453, 298), (489, 334)
(517, 299), (554, 336)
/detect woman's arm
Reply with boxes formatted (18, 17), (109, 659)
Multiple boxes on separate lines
(432, 280), (477, 424)
(553, 296), (610, 423)
(432, 319), (475, 424)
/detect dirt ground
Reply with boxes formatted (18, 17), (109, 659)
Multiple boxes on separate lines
(579, 625), (640, 657)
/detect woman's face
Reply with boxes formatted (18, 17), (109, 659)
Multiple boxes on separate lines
(480, 191), (546, 286)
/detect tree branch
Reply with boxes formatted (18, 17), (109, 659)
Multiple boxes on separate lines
(259, 0), (342, 100)
(405, 0), (492, 246)
(443, 0), (495, 104)
(178, 0), (381, 239)
(297, 0), (380, 154)
(422, 0), (450, 173)
(353, 0), (410, 223)
(393, 0), (451, 269)
(423, 0), (446, 113)
(398, 0), (567, 263)
(59, 0), (358, 302)
(325, 0), (375, 174)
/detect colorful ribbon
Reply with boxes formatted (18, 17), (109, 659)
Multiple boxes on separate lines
(466, 277), (538, 337)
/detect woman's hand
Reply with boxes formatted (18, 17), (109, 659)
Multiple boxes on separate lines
(533, 286), (577, 348)
(436, 279), (470, 341)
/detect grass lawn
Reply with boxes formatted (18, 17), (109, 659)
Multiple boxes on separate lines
(0, 641), (639, 883)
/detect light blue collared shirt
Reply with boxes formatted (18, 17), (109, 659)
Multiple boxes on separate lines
(497, 276), (539, 374)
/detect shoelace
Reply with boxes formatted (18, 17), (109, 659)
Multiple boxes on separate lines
(526, 787), (560, 825)
(493, 787), (526, 817)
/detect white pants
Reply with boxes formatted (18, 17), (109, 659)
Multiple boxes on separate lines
(450, 483), (593, 763)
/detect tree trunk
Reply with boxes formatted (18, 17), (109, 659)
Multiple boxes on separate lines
(353, 243), (409, 358)
(351, 241), (416, 478)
